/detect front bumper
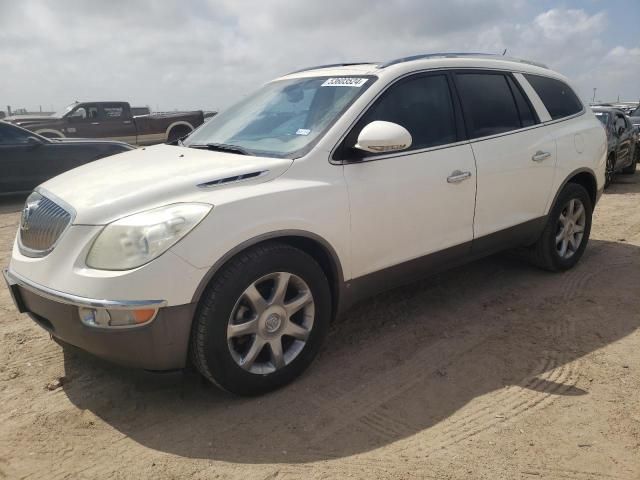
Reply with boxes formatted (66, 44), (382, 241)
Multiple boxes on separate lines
(3, 268), (195, 370)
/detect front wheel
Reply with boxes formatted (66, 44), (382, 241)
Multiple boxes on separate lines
(622, 155), (637, 175)
(190, 242), (331, 395)
(528, 183), (592, 272)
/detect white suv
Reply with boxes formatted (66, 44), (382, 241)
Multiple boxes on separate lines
(4, 53), (606, 395)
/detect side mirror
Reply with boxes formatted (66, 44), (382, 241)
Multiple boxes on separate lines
(355, 121), (412, 154)
(618, 126), (625, 137)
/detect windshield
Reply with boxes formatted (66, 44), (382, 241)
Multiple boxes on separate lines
(632, 106), (640, 117)
(593, 111), (609, 125)
(52, 103), (78, 118)
(184, 76), (375, 158)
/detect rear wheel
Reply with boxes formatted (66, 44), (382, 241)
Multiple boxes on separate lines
(605, 154), (615, 187)
(167, 126), (192, 143)
(528, 183), (592, 272)
(190, 242), (331, 395)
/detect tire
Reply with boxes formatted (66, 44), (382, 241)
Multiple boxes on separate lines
(527, 183), (592, 272)
(621, 155), (637, 175)
(167, 126), (191, 143)
(604, 154), (615, 188)
(190, 242), (331, 395)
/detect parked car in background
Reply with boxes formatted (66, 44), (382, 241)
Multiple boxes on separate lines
(4, 54), (606, 395)
(591, 106), (637, 186)
(6, 101), (204, 145)
(630, 105), (640, 131)
(0, 121), (133, 195)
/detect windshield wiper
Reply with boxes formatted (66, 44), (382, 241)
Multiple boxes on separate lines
(188, 142), (249, 155)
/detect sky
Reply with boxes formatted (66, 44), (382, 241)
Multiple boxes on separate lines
(1, 0), (638, 113)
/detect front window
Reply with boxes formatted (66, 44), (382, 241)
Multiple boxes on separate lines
(0, 123), (32, 144)
(184, 76), (375, 158)
(52, 103), (77, 118)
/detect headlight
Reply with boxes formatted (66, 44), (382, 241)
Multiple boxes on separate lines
(86, 203), (211, 270)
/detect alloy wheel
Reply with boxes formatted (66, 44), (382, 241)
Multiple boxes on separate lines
(227, 272), (315, 374)
(605, 156), (614, 186)
(555, 198), (586, 259)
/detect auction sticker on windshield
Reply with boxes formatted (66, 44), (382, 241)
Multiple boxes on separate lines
(321, 78), (368, 87)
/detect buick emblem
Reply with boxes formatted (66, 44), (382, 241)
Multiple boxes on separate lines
(20, 204), (33, 231)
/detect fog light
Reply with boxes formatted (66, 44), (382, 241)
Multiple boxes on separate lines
(79, 307), (157, 328)
(79, 307), (111, 327)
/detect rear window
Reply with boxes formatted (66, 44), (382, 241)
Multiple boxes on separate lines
(524, 74), (583, 120)
(102, 104), (125, 119)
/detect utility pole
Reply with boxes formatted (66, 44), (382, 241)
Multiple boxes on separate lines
(592, 88), (597, 103)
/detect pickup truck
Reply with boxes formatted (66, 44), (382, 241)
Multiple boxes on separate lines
(6, 101), (204, 146)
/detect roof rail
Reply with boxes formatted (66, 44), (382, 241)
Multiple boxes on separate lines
(286, 62), (376, 75)
(378, 52), (548, 69)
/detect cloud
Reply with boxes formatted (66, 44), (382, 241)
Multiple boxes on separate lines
(0, 1), (637, 112)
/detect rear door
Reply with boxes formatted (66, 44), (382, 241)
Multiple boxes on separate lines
(339, 72), (477, 284)
(99, 103), (137, 143)
(453, 70), (556, 251)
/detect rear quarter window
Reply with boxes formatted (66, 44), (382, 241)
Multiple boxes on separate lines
(524, 74), (583, 120)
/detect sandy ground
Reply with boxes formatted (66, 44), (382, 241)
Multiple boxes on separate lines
(0, 172), (639, 480)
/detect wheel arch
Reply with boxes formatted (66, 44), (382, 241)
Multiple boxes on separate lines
(165, 121), (194, 139)
(550, 168), (598, 211)
(191, 230), (346, 320)
(35, 128), (65, 138)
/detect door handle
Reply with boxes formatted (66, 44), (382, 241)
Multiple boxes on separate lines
(532, 150), (551, 162)
(123, 120), (132, 124)
(447, 170), (472, 183)
(91, 122), (100, 125)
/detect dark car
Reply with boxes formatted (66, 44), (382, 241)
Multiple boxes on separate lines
(630, 105), (640, 135)
(0, 121), (134, 195)
(6, 101), (204, 146)
(591, 107), (637, 187)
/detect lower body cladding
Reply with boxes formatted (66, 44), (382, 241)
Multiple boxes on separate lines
(3, 269), (194, 371)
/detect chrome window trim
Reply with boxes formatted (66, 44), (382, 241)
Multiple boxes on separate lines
(3, 268), (167, 310)
(330, 67), (464, 164)
(17, 187), (77, 258)
(339, 140), (471, 164)
(329, 66), (586, 164)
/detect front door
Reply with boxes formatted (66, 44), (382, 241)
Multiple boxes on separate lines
(338, 73), (477, 286)
(65, 103), (104, 139)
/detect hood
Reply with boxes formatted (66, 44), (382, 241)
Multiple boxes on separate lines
(39, 144), (293, 225)
(6, 115), (59, 123)
(6, 114), (58, 122)
(51, 137), (134, 147)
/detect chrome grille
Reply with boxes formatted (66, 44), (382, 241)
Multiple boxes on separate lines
(18, 192), (72, 257)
